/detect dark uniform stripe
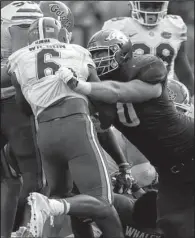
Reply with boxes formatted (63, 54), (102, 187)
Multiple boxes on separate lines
(123, 104), (132, 123)
(16, 8), (42, 13)
(11, 16), (39, 20)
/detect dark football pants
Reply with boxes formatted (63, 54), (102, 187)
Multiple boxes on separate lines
(1, 96), (45, 229)
(37, 113), (113, 204)
(157, 164), (194, 238)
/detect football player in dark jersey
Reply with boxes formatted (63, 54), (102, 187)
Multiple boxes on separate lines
(63, 29), (194, 238)
(112, 191), (164, 238)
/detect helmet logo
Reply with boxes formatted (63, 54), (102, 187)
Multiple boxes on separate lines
(50, 4), (71, 29)
(105, 31), (128, 44)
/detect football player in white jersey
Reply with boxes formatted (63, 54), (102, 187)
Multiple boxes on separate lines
(102, 1), (194, 97)
(1, 2), (44, 237)
(3, 17), (125, 238)
(102, 1), (194, 192)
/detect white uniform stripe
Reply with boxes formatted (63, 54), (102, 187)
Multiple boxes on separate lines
(38, 18), (44, 40)
(87, 115), (112, 204)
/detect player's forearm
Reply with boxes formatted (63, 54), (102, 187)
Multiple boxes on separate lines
(73, 80), (120, 104)
(97, 127), (128, 166)
(73, 79), (161, 104)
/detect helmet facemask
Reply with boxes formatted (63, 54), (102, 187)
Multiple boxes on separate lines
(89, 44), (120, 76)
(129, 1), (169, 27)
(167, 80), (194, 118)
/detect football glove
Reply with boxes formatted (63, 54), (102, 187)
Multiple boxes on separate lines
(56, 66), (78, 90)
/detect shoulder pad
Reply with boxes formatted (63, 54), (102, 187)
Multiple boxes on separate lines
(166, 15), (186, 29)
(134, 55), (167, 84)
(8, 47), (28, 74)
(109, 17), (127, 22)
(102, 17), (129, 30)
(70, 44), (95, 68)
(70, 44), (90, 55)
(166, 15), (187, 41)
(134, 54), (160, 68)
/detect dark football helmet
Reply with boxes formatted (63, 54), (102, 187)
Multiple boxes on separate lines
(167, 79), (194, 118)
(39, 1), (74, 43)
(129, 1), (169, 26)
(87, 29), (133, 76)
(28, 17), (61, 44)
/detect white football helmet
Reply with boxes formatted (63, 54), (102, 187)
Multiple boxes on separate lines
(128, 1), (169, 27)
(167, 79), (194, 118)
(1, 1), (43, 25)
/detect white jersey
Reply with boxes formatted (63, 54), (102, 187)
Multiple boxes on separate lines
(103, 15), (187, 81)
(1, 1), (43, 99)
(8, 38), (95, 117)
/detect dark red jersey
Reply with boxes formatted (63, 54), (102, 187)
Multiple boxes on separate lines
(110, 55), (194, 169)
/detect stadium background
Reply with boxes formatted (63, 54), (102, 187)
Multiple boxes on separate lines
(1, 1), (194, 72)
(1, 1), (194, 237)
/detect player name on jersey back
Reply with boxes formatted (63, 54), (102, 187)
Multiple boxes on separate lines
(125, 225), (163, 238)
(8, 38), (94, 117)
(29, 39), (66, 51)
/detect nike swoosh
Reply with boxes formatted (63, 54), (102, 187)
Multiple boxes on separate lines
(129, 33), (137, 37)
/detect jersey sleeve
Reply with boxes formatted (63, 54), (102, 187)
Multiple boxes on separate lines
(138, 55), (167, 84)
(7, 49), (24, 75)
(167, 15), (187, 42)
(84, 50), (96, 69)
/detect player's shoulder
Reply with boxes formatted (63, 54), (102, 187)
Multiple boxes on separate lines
(69, 43), (91, 56)
(102, 17), (134, 32)
(130, 55), (167, 84)
(133, 54), (163, 68)
(164, 14), (187, 31)
(103, 17), (129, 26)
(8, 45), (29, 62)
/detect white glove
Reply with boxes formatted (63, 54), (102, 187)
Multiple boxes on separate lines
(55, 66), (74, 83)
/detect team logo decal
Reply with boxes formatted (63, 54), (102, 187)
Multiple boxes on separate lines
(49, 4), (71, 29)
(105, 31), (128, 44)
(161, 31), (172, 39)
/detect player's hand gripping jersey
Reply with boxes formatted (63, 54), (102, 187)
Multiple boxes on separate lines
(1, 1), (43, 99)
(102, 15), (187, 81)
(7, 39), (95, 117)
